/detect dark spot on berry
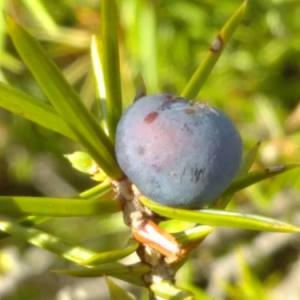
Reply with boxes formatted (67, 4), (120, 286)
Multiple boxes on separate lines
(182, 123), (193, 134)
(180, 167), (187, 182)
(184, 108), (195, 115)
(190, 167), (205, 183)
(161, 100), (175, 110)
(161, 98), (187, 111)
(144, 111), (159, 123)
(170, 171), (178, 178)
(152, 164), (161, 172)
(137, 146), (145, 155)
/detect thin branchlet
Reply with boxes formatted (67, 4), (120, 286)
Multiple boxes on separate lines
(112, 179), (178, 290)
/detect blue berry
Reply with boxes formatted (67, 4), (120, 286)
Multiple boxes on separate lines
(115, 94), (242, 208)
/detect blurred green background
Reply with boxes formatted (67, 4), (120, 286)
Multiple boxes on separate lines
(0, 0), (300, 299)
